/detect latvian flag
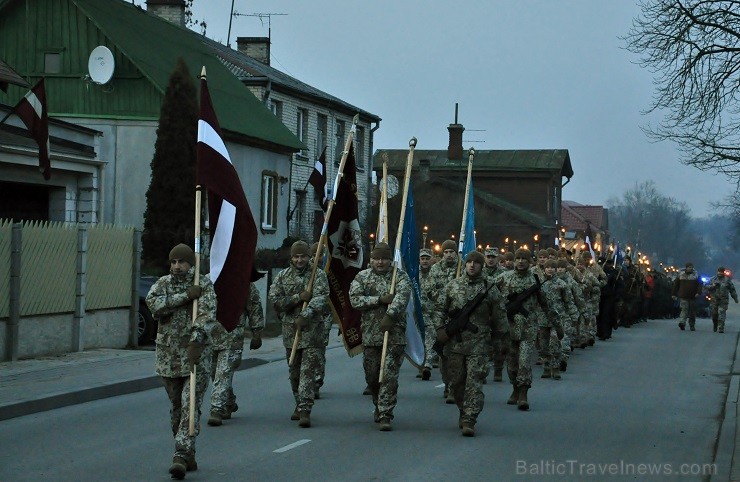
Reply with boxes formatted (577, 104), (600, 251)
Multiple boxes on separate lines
(308, 147), (328, 211)
(15, 78), (50, 180)
(196, 72), (257, 332)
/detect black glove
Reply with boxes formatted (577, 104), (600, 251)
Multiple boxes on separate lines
(186, 285), (202, 300)
(250, 333), (262, 350)
(295, 315), (309, 329)
(380, 315), (394, 332)
(436, 327), (450, 344)
(378, 293), (394, 305)
(299, 291), (313, 302)
(556, 326), (565, 340)
(187, 342), (205, 371)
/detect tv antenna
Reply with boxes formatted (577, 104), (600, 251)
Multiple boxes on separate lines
(227, 8), (287, 46)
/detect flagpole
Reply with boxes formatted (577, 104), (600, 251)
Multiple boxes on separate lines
(381, 161), (389, 243)
(289, 114), (360, 365)
(189, 185), (203, 436)
(380, 136), (416, 383)
(455, 148), (475, 278)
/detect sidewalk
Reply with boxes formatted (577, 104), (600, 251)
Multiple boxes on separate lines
(0, 329), (344, 422)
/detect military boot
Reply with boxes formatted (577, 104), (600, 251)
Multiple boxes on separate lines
(422, 367), (431, 380)
(298, 411), (311, 428)
(713, 318), (718, 332)
(222, 401), (238, 420)
(379, 417), (392, 431)
(551, 366), (561, 380)
(517, 385), (530, 411)
(689, 324), (695, 331)
(185, 456), (198, 472)
(507, 385), (519, 405)
(493, 367), (503, 382)
(363, 385), (371, 396)
(458, 410), (464, 429)
(374, 408), (380, 423)
(679, 322), (685, 331)
(169, 456), (187, 480)
(445, 390), (456, 404)
(559, 360), (567, 372)
(207, 411), (223, 426)
(461, 422), (475, 437)
(290, 406), (300, 421)
(541, 368), (552, 379)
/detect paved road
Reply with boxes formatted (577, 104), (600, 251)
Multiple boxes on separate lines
(0, 312), (737, 481)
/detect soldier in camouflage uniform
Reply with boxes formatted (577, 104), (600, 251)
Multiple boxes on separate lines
(576, 255), (601, 347)
(146, 243), (218, 480)
(310, 241), (333, 398)
(532, 249), (549, 366)
(349, 242), (412, 431)
(269, 240), (329, 428)
(671, 262), (702, 331)
(501, 251), (515, 271)
(483, 246), (507, 382)
(418, 248), (435, 380)
(435, 250), (508, 436)
(556, 259), (580, 371)
(707, 267), (738, 333)
(427, 239), (460, 403)
(619, 256), (645, 328)
(207, 282), (264, 426)
(498, 248), (559, 411)
(540, 260), (568, 379)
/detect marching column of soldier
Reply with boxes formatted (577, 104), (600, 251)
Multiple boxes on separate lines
(148, 238), (736, 479)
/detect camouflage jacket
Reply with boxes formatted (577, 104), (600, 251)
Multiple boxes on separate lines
(435, 272), (508, 355)
(269, 264), (329, 349)
(556, 272), (581, 324)
(540, 275), (571, 331)
(562, 271), (587, 320)
(483, 265), (504, 286)
(707, 276), (738, 305)
(427, 259), (459, 301)
(575, 269), (601, 315)
(211, 282), (264, 351)
(349, 267), (412, 347)
(419, 268), (434, 319)
(498, 269), (559, 341)
(146, 267), (218, 378)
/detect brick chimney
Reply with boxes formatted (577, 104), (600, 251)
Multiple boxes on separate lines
(447, 103), (464, 161)
(236, 37), (271, 66)
(146, 0), (186, 27)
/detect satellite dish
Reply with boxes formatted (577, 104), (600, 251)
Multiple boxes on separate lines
(380, 175), (399, 198)
(88, 46), (115, 84)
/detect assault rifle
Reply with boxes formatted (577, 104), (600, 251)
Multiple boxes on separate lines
(433, 281), (494, 353)
(505, 274), (546, 322)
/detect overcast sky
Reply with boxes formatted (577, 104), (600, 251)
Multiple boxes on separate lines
(185, 0), (734, 218)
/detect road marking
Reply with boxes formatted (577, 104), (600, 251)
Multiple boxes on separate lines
(274, 439), (311, 453)
(435, 383), (445, 389)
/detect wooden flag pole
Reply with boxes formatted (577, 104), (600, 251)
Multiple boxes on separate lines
(189, 185), (203, 436)
(455, 148), (475, 278)
(379, 137), (416, 383)
(289, 114), (360, 365)
(381, 161), (389, 243)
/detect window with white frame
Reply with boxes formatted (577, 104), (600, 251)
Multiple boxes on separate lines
(316, 114), (327, 154)
(261, 172), (278, 231)
(270, 100), (283, 120)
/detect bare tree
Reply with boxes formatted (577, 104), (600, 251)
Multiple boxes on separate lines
(624, 1), (740, 188)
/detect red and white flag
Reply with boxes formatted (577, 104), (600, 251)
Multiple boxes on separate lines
(15, 78), (50, 180)
(308, 147), (328, 211)
(196, 75), (257, 332)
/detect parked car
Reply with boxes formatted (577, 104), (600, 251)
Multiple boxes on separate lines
(138, 275), (159, 345)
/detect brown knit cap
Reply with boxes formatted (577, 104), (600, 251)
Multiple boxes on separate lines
(290, 240), (311, 257)
(537, 249), (549, 257)
(169, 243), (195, 266)
(545, 259), (558, 269)
(465, 250), (485, 265)
(503, 251), (515, 261)
(371, 242), (392, 259)
(547, 248), (558, 257)
(441, 239), (457, 252)
(514, 248), (532, 259)
(557, 259), (569, 269)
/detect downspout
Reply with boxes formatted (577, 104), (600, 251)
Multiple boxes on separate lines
(369, 119), (380, 237)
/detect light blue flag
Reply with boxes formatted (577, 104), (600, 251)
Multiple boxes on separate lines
(398, 184), (425, 368)
(461, 181), (476, 257)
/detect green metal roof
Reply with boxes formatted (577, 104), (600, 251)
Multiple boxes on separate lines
(0, 0), (302, 151)
(375, 149), (574, 178)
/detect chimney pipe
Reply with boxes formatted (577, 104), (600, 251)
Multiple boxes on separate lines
(146, 0), (186, 27)
(447, 103), (464, 161)
(236, 37), (271, 66)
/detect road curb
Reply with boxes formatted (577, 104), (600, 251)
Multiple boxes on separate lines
(712, 331), (740, 482)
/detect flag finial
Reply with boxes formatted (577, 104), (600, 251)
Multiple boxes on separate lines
(200, 66), (207, 79)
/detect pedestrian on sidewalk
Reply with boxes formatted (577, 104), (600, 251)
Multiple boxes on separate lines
(671, 262), (702, 331)
(707, 266), (738, 333)
(145, 243), (218, 480)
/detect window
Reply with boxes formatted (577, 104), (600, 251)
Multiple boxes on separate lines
(44, 53), (61, 73)
(316, 114), (328, 154)
(334, 120), (345, 164)
(297, 108), (308, 154)
(270, 100), (283, 120)
(261, 172), (278, 231)
(355, 126), (365, 168)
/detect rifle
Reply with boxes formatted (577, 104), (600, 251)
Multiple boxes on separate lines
(505, 274), (546, 322)
(433, 281), (493, 353)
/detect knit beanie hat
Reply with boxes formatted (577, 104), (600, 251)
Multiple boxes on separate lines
(545, 259), (558, 269)
(557, 259), (569, 269)
(514, 248), (532, 259)
(537, 249), (549, 258)
(290, 240), (311, 257)
(169, 243), (195, 266)
(503, 252), (515, 261)
(441, 239), (457, 252)
(465, 250), (485, 265)
(371, 242), (392, 259)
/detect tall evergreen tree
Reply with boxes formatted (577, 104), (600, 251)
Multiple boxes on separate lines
(142, 58), (198, 270)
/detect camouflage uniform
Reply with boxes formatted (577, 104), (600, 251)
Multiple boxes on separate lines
(435, 271), (507, 425)
(269, 264), (329, 415)
(561, 269), (586, 348)
(575, 268), (600, 345)
(707, 274), (738, 332)
(483, 264), (508, 376)
(147, 267), (217, 462)
(419, 263), (436, 371)
(427, 258), (459, 389)
(498, 268), (559, 389)
(539, 274), (568, 371)
(555, 270), (580, 363)
(349, 267), (412, 421)
(209, 283), (264, 418)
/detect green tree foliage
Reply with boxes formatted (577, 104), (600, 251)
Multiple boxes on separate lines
(607, 181), (708, 268)
(142, 58), (198, 270)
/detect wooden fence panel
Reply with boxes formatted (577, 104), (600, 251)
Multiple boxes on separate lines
(0, 220), (11, 318)
(86, 225), (133, 310)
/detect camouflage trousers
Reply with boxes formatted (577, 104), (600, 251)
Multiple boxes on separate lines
(447, 352), (488, 424)
(285, 347), (321, 412)
(710, 303), (729, 331)
(535, 327), (553, 370)
(363, 344), (405, 419)
(678, 299), (697, 328)
(491, 336), (507, 370)
(209, 348), (242, 415)
(423, 321), (437, 369)
(561, 318), (576, 362)
(548, 332), (562, 369)
(315, 320), (332, 389)
(161, 370), (209, 460)
(507, 338), (536, 387)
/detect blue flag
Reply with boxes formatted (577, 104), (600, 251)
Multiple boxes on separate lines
(461, 181), (476, 256)
(398, 184), (425, 367)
